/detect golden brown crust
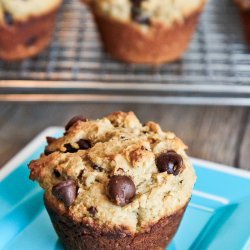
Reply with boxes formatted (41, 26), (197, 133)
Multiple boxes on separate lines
(45, 195), (188, 250)
(91, 9), (203, 64)
(0, 9), (59, 61)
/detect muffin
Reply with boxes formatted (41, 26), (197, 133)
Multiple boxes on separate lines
(235, 0), (250, 46)
(0, 0), (62, 61)
(29, 111), (196, 250)
(82, 0), (207, 64)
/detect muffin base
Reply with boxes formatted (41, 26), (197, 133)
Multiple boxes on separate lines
(91, 10), (203, 64)
(0, 11), (59, 61)
(239, 9), (250, 46)
(45, 196), (188, 250)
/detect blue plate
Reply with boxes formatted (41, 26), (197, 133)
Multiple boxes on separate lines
(0, 127), (250, 250)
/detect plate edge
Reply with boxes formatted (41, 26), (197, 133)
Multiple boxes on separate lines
(0, 127), (62, 181)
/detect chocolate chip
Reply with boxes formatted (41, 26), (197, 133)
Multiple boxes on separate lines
(64, 143), (78, 153)
(131, 7), (151, 25)
(108, 175), (136, 207)
(77, 139), (91, 150)
(156, 151), (183, 176)
(65, 116), (87, 131)
(88, 206), (98, 216)
(92, 164), (103, 172)
(52, 180), (77, 207)
(53, 169), (61, 178)
(131, 6), (140, 17)
(130, 0), (150, 25)
(25, 36), (38, 47)
(130, 0), (145, 7)
(4, 12), (14, 25)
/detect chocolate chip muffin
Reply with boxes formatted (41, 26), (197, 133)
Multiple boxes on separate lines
(235, 0), (250, 46)
(0, 0), (62, 61)
(29, 111), (196, 250)
(82, 0), (207, 64)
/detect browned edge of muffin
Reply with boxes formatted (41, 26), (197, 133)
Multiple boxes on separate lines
(45, 194), (188, 250)
(84, 4), (205, 64)
(238, 8), (250, 46)
(0, 6), (61, 61)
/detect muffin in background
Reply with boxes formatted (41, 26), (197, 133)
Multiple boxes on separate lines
(0, 0), (62, 61)
(29, 111), (196, 250)
(82, 0), (207, 64)
(235, 0), (250, 46)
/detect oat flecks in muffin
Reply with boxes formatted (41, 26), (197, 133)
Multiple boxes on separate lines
(29, 111), (196, 233)
(0, 0), (62, 24)
(90, 0), (206, 26)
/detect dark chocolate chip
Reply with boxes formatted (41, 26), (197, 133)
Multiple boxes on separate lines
(52, 180), (77, 207)
(92, 164), (103, 172)
(131, 7), (151, 25)
(4, 12), (14, 25)
(77, 139), (91, 150)
(53, 169), (61, 178)
(130, 0), (145, 7)
(64, 143), (78, 153)
(65, 116), (87, 131)
(88, 206), (98, 216)
(108, 175), (136, 207)
(25, 36), (38, 47)
(156, 151), (183, 176)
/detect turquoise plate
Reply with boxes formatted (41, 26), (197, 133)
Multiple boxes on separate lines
(0, 127), (250, 250)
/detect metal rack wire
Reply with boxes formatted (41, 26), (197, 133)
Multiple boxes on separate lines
(0, 0), (250, 105)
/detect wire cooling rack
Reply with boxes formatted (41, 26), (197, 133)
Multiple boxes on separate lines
(0, 0), (250, 105)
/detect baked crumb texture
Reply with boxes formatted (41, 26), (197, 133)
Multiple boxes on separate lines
(87, 0), (206, 27)
(0, 0), (62, 23)
(0, 0), (62, 61)
(29, 111), (196, 234)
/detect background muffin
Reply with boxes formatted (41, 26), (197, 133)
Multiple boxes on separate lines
(235, 0), (250, 46)
(0, 0), (62, 61)
(82, 0), (207, 64)
(29, 111), (196, 250)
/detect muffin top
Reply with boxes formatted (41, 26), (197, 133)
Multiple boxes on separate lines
(29, 111), (196, 234)
(0, 0), (62, 24)
(86, 0), (206, 27)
